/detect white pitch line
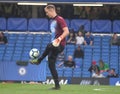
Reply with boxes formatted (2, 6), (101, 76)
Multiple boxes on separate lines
(93, 88), (107, 91)
(93, 88), (102, 91)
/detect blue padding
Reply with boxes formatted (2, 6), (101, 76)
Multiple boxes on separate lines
(7, 18), (27, 31)
(28, 18), (48, 31)
(92, 20), (111, 33)
(113, 20), (120, 33)
(70, 19), (90, 32)
(0, 61), (46, 81)
(0, 18), (6, 30)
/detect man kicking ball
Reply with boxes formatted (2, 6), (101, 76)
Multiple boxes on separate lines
(30, 4), (69, 90)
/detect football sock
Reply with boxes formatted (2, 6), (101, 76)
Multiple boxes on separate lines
(54, 79), (60, 88)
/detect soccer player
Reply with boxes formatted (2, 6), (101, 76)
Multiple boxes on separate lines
(30, 4), (69, 90)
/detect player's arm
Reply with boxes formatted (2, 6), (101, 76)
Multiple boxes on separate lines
(52, 27), (69, 47)
(59, 27), (69, 40)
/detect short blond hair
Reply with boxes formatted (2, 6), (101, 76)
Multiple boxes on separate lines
(45, 4), (55, 10)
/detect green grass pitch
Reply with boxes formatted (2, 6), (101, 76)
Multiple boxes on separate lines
(0, 83), (120, 94)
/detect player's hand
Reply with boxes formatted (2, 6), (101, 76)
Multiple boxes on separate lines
(52, 37), (62, 47)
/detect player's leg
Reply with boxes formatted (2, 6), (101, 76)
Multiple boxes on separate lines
(48, 45), (64, 89)
(38, 43), (53, 61)
(30, 43), (53, 64)
(48, 56), (59, 89)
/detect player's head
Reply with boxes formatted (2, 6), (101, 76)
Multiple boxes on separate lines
(68, 55), (73, 61)
(109, 68), (115, 74)
(44, 4), (57, 18)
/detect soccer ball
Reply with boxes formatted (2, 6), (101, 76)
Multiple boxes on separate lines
(29, 48), (40, 59)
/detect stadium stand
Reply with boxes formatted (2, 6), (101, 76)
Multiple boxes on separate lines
(0, 18), (120, 78)
(1, 32), (120, 77)
(63, 68), (73, 77)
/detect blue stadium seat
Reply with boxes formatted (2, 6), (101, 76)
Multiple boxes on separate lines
(102, 36), (111, 42)
(43, 34), (51, 38)
(7, 18), (27, 31)
(93, 46), (101, 53)
(34, 35), (42, 39)
(66, 44), (75, 49)
(84, 48), (92, 53)
(0, 49), (5, 54)
(42, 40), (50, 44)
(33, 39), (42, 44)
(0, 50), (4, 61)
(12, 54), (21, 61)
(82, 71), (91, 77)
(24, 39), (33, 44)
(94, 36), (102, 46)
(8, 33), (17, 37)
(28, 18), (48, 31)
(41, 43), (47, 48)
(57, 68), (64, 77)
(110, 54), (118, 60)
(0, 55), (3, 61)
(0, 45), (6, 51)
(17, 36), (26, 40)
(83, 62), (91, 69)
(23, 46), (32, 52)
(8, 36), (17, 40)
(74, 58), (83, 68)
(94, 35), (101, 41)
(14, 50), (22, 54)
(84, 55), (92, 61)
(92, 54), (101, 63)
(102, 45), (109, 51)
(110, 46), (118, 53)
(66, 48), (75, 53)
(15, 43), (24, 47)
(92, 20), (112, 33)
(63, 68), (73, 77)
(101, 54), (109, 62)
(32, 44), (41, 50)
(73, 68), (81, 77)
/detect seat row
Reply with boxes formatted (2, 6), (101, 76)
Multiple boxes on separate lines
(1, 18), (120, 33)
(0, 33), (120, 77)
(47, 67), (90, 78)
